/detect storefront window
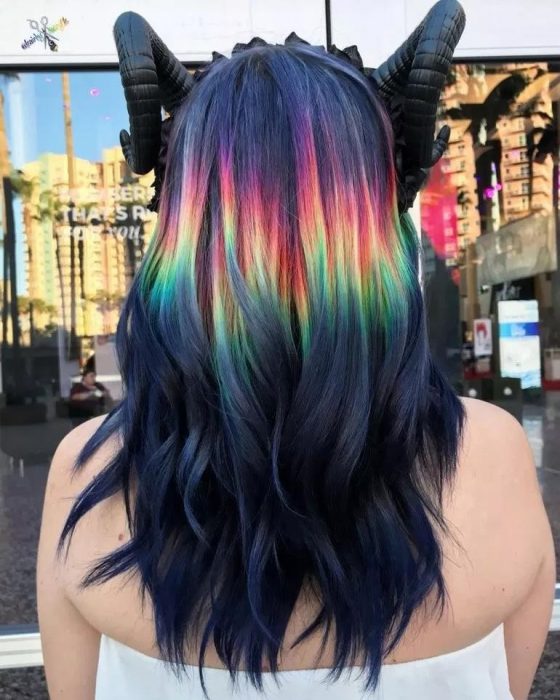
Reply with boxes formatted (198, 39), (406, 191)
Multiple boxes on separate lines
(422, 62), (560, 370)
(421, 61), (560, 584)
(0, 62), (558, 648)
(0, 69), (155, 628)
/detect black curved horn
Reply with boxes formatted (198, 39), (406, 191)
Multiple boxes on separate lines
(113, 11), (194, 174)
(371, 0), (466, 169)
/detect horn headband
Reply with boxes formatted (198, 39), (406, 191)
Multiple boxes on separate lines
(113, 0), (465, 213)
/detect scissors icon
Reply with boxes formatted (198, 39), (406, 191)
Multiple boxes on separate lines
(27, 16), (59, 52)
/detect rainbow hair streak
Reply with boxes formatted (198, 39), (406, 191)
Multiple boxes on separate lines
(61, 41), (464, 694)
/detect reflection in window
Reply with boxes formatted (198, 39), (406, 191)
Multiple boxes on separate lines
(0, 70), (156, 627)
(421, 61), (560, 354)
(1, 72), (157, 406)
(420, 62), (560, 593)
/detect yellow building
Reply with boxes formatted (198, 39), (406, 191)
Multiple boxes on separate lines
(20, 149), (157, 342)
(21, 152), (100, 338)
(439, 64), (483, 253)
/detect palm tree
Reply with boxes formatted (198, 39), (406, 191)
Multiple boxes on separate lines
(10, 169), (36, 292)
(86, 291), (124, 335)
(17, 295), (56, 343)
(0, 70), (23, 348)
(1, 78), (17, 352)
(0, 71), (30, 399)
(61, 72), (81, 360)
(33, 189), (68, 341)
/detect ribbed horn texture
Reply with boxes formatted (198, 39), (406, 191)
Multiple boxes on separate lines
(371, 0), (466, 169)
(113, 11), (194, 174)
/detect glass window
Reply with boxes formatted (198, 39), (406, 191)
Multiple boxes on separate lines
(1, 63), (558, 693)
(0, 70), (155, 630)
(421, 61), (560, 590)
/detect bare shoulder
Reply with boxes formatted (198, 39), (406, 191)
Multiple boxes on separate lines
(55, 414), (107, 457)
(39, 416), (121, 585)
(446, 398), (552, 615)
(461, 396), (529, 453)
(48, 415), (118, 496)
(38, 417), (123, 698)
(459, 396), (542, 538)
(456, 400), (555, 696)
(459, 397), (535, 490)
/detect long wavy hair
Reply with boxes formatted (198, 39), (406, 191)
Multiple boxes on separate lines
(61, 41), (464, 692)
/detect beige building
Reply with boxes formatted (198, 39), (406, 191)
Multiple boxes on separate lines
(436, 63), (557, 328)
(19, 149), (157, 343)
(496, 65), (554, 225)
(21, 152), (100, 338)
(439, 64), (483, 254)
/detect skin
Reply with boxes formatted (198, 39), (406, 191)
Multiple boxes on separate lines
(70, 372), (108, 401)
(37, 398), (556, 699)
(82, 372), (97, 390)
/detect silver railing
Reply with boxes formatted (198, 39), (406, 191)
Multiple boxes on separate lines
(1, 585), (559, 670)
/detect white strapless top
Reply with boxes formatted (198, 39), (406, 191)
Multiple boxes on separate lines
(95, 624), (513, 700)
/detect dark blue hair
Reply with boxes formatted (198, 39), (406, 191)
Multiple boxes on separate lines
(60, 41), (464, 693)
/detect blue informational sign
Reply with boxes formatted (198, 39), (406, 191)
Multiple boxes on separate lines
(498, 300), (541, 389)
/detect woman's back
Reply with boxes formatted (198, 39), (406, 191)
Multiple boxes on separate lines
(39, 399), (554, 698)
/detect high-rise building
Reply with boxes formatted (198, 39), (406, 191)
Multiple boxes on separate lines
(496, 65), (553, 224)
(19, 149), (157, 342)
(439, 65), (483, 253)
(21, 152), (100, 338)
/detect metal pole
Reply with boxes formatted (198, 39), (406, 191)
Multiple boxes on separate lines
(3, 176), (21, 389)
(62, 72), (80, 360)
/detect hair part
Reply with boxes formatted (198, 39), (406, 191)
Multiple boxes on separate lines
(60, 41), (464, 693)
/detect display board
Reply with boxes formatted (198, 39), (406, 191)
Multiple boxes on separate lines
(498, 299), (541, 389)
